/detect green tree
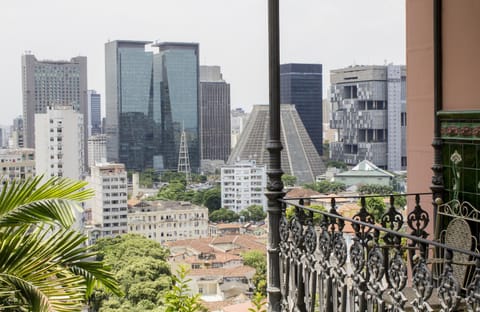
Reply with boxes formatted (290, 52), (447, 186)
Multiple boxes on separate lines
(281, 174), (297, 187)
(285, 204), (326, 224)
(164, 266), (207, 312)
(203, 186), (221, 212)
(243, 251), (267, 296)
(0, 177), (121, 312)
(239, 205), (267, 222)
(303, 181), (346, 194)
(361, 197), (387, 222)
(358, 184), (394, 195)
(140, 169), (159, 188)
(157, 182), (186, 201)
(209, 208), (239, 223)
(91, 234), (171, 311)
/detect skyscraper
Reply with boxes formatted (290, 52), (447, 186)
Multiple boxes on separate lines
(105, 41), (200, 173)
(200, 65), (231, 162)
(105, 40), (159, 171)
(280, 63), (323, 155)
(154, 42), (200, 173)
(330, 65), (407, 171)
(21, 53), (88, 151)
(87, 90), (102, 136)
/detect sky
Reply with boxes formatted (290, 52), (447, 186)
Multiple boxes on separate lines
(0, 0), (405, 126)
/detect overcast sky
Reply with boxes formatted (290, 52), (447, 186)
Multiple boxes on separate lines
(0, 0), (405, 126)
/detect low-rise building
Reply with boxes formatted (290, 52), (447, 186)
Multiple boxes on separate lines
(0, 148), (35, 182)
(128, 200), (208, 244)
(333, 159), (395, 188)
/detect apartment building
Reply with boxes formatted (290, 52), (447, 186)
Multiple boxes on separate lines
(128, 200), (208, 244)
(88, 162), (128, 237)
(221, 160), (267, 213)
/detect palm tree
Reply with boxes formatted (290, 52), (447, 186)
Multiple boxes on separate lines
(0, 176), (122, 312)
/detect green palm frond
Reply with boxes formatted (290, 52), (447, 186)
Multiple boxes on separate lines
(0, 225), (121, 311)
(0, 176), (93, 228)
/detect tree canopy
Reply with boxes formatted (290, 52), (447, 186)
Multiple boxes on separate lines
(242, 251), (267, 297)
(239, 205), (266, 222)
(91, 234), (171, 311)
(303, 181), (346, 194)
(209, 208), (239, 223)
(281, 174), (297, 187)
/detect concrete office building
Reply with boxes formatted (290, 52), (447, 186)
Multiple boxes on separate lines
(88, 162), (128, 238)
(200, 66), (231, 162)
(105, 40), (200, 172)
(330, 65), (407, 171)
(221, 160), (267, 213)
(280, 63), (323, 155)
(87, 90), (102, 136)
(21, 53), (88, 162)
(35, 105), (85, 180)
(10, 116), (24, 148)
(88, 134), (107, 168)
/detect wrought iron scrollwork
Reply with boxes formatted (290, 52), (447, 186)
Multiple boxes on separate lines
(407, 194), (430, 239)
(411, 257), (434, 312)
(382, 195), (404, 246)
(385, 250), (408, 311)
(466, 259), (480, 311)
(276, 193), (480, 312)
(352, 197), (376, 245)
(438, 250), (460, 312)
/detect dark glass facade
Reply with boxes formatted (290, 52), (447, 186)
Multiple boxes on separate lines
(280, 63), (323, 155)
(155, 43), (200, 173)
(105, 41), (200, 173)
(105, 41), (160, 171)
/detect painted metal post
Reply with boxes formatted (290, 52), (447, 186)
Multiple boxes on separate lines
(266, 0), (284, 311)
(431, 0), (444, 221)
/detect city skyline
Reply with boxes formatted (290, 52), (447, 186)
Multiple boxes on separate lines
(0, 0), (405, 126)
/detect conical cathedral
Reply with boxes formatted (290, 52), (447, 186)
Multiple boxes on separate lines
(228, 104), (326, 184)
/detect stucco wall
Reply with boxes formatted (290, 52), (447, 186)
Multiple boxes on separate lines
(443, 1), (480, 110)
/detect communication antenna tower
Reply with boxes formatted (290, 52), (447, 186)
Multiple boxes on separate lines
(177, 124), (192, 184)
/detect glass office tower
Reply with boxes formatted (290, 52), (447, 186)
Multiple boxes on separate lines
(154, 42), (200, 173)
(105, 41), (199, 173)
(105, 40), (160, 171)
(280, 63), (323, 155)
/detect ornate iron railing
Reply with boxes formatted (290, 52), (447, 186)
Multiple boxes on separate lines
(275, 193), (480, 312)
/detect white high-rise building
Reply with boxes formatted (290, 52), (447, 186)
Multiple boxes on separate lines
(87, 162), (128, 238)
(88, 134), (107, 168)
(35, 105), (85, 180)
(221, 160), (267, 213)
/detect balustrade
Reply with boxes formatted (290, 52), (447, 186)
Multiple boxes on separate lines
(274, 193), (480, 312)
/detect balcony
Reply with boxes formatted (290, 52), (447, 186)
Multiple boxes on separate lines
(268, 193), (480, 311)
